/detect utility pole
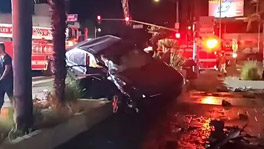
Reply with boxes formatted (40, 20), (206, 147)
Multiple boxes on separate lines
(12, 0), (33, 131)
(175, 0), (179, 31)
(219, 0), (222, 50)
(256, 0), (261, 61)
(262, 22), (264, 68)
(94, 27), (97, 38)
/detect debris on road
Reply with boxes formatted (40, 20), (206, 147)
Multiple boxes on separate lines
(239, 114), (249, 121)
(222, 100), (232, 107)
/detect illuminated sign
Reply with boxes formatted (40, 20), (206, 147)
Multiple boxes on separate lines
(209, 0), (244, 18)
(67, 14), (78, 22)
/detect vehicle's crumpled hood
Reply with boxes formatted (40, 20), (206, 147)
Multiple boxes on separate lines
(68, 35), (121, 55)
(117, 59), (184, 96)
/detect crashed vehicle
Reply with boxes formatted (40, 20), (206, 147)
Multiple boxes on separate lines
(66, 35), (184, 113)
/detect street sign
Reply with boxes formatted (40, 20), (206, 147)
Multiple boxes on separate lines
(132, 24), (143, 29)
(67, 14), (78, 22)
(199, 16), (214, 36)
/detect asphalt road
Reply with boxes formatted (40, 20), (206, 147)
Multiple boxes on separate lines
(56, 70), (264, 149)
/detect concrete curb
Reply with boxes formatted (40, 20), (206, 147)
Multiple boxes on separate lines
(224, 78), (264, 90)
(0, 101), (112, 149)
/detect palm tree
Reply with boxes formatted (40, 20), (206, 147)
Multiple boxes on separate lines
(246, 0), (264, 31)
(246, 0), (264, 66)
(11, 0), (33, 135)
(48, 0), (67, 105)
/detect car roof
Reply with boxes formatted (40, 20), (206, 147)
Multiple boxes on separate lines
(68, 35), (121, 54)
(68, 35), (138, 59)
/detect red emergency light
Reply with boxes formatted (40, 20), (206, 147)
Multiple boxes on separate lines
(97, 15), (102, 21)
(125, 17), (130, 22)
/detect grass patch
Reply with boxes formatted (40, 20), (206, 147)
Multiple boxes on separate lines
(64, 70), (82, 102)
(0, 107), (14, 144)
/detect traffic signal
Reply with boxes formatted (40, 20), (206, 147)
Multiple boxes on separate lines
(97, 15), (102, 23)
(175, 33), (181, 39)
(125, 17), (130, 22)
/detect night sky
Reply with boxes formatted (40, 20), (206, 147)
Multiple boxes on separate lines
(0, 0), (176, 42)
(0, 0), (175, 26)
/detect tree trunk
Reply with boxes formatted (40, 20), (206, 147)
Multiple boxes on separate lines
(12, 0), (33, 132)
(49, 0), (67, 103)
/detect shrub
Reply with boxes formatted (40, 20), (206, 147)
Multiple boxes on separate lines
(241, 61), (263, 80)
(64, 70), (82, 102)
(170, 53), (185, 69)
(33, 70), (82, 110)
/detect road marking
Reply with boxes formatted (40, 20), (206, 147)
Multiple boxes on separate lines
(254, 108), (258, 113)
(246, 111), (250, 116)
(254, 116), (258, 122)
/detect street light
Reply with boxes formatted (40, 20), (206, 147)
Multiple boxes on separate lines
(154, 0), (160, 2)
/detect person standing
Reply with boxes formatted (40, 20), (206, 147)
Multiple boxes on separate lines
(219, 51), (227, 75)
(0, 43), (13, 110)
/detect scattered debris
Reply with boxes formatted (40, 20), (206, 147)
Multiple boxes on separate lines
(239, 114), (249, 121)
(217, 87), (229, 92)
(222, 100), (232, 107)
(209, 120), (226, 145)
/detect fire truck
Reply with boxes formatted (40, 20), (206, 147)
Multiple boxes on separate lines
(0, 23), (85, 75)
(181, 39), (219, 70)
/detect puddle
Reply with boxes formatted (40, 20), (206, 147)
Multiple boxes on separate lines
(200, 96), (220, 105)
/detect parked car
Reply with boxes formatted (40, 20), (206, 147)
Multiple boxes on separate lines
(66, 35), (184, 113)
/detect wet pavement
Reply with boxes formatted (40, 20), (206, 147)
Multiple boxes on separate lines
(56, 70), (264, 149)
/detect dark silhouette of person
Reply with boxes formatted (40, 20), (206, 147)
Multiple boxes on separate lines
(0, 42), (13, 110)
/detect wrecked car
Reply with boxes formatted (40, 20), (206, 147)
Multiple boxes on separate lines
(66, 35), (184, 113)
